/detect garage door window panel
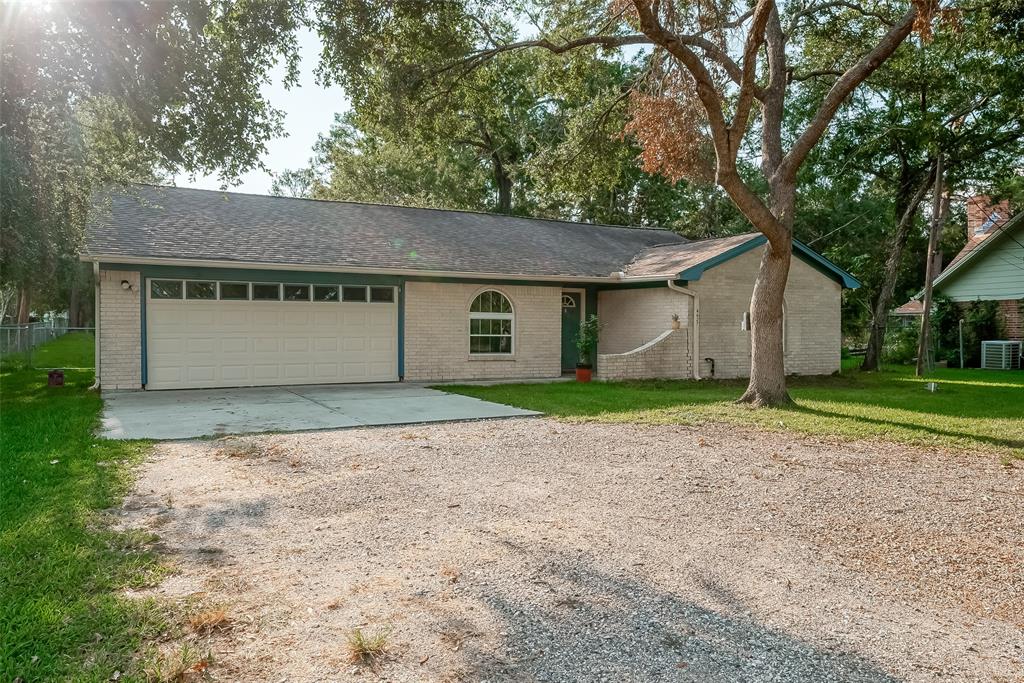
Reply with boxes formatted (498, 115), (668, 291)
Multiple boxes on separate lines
(253, 283), (281, 301)
(370, 287), (395, 303)
(284, 284), (311, 301)
(314, 285), (339, 302)
(469, 290), (514, 355)
(186, 281), (217, 300)
(151, 280), (183, 299)
(342, 286), (367, 302)
(219, 282), (249, 300)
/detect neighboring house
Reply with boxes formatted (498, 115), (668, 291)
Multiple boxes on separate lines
(899, 197), (1024, 341)
(891, 299), (925, 328)
(82, 185), (859, 390)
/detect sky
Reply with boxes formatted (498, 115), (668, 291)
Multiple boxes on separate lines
(173, 28), (348, 195)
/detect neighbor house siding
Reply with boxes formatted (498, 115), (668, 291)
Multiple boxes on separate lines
(937, 226), (1024, 301)
(690, 247), (841, 379)
(403, 281), (561, 381)
(99, 269), (143, 390)
(597, 288), (690, 354)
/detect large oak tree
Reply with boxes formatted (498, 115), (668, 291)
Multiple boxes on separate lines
(315, 0), (931, 405)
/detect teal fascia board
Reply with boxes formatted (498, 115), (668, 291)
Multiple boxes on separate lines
(674, 235), (861, 289)
(107, 263), (403, 286)
(792, 239), (860, 289)
(677, 235), (766, 282)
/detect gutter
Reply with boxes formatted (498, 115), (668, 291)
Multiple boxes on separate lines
(79, 253), (688, 285)
(666, 280), (700, 380)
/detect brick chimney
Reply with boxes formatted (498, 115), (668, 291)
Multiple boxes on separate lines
(966, 195), (1011, 240)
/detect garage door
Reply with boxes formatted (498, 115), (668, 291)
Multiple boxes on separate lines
(145, 279), (398, 389)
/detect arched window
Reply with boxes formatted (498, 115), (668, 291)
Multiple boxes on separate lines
(470, 290), (514, 354)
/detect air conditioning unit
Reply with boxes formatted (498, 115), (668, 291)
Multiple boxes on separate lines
(981, 340), (1022, 370)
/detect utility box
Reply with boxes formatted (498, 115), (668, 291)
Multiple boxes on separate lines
(980, 341), (1022, 370)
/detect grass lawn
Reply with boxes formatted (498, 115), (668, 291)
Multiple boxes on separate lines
(445, 360), (1024, 457)
(0, 366), (165, 681)
(3, 330), (95, 370)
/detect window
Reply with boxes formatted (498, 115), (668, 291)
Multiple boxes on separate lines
(219, 282), (249, 300)
(561, 294), (577, 308)
(151, 280), (183, 299)
(313, 285), (339, 302)
(283, 284), (310, 301)
(186, 281), (217, 300)
(342, 286), (367, 302)
(252, 283), (281, 300)
(469, 290), (513, 354)
(369, 287), (394, 303)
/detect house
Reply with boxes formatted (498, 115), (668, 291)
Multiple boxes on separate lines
(891, 299), (925, 328)
(899, 197), (1024, 340)
(82, 185), (859, 390)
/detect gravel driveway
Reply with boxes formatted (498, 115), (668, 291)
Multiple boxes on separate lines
(121, 419), (1023, 682)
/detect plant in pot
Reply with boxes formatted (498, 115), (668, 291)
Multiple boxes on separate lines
(575, 314), (600, 382)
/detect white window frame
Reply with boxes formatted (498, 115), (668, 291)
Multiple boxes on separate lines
(469, 289), (515, 356)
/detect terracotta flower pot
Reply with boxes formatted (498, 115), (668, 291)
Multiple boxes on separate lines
(575, 366), (592, 382)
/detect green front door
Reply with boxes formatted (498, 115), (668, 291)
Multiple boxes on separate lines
(560, 292), (582, 371)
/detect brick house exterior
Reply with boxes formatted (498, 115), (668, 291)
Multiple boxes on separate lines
(85, 185), (859, 390)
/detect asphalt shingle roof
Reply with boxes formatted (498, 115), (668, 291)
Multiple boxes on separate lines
(624, 233), (760, 278)
(85, 185), (686, 278)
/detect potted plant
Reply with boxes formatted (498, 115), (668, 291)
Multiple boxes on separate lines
(575, 314), (600, 382)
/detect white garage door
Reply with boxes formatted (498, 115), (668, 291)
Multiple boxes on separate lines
(145, 279), (398, 390)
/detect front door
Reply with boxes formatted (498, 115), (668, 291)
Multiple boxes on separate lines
(560, 292), (582, 371)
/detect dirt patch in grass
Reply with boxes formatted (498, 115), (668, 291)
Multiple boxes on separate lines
(120, 420), (1023, 682)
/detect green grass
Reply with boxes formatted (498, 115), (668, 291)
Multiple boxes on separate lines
(444, 361), (1024, 455)
(0, 367), (164, 681)
(2, 331), (95, 370)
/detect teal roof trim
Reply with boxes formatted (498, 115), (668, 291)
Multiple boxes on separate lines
(793, 239), (861, 289)
(676, 234), (766, 280)
(675, 234), (861, 289)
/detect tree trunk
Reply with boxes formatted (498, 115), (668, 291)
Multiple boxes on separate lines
(738, 238), (793, 406)
(16, 287), (31, 324)
(861, 167), (934, 371)
(491, 151), (512, 214)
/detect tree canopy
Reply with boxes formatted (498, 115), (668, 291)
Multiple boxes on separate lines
(0, 0), (303, 318)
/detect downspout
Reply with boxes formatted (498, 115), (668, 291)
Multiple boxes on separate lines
(666, 280), (700, 380)
(90, 260), (101, 390)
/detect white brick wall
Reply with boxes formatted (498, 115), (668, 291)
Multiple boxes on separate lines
(99, 269), (142, 390)
(404, 282), (562, 381)
(597, 329), (691, 381)
(598, 287), (690, 354)
(689, 247), (841, 379)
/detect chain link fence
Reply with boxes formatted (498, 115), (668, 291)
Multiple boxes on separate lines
(0, 320), (95, 369)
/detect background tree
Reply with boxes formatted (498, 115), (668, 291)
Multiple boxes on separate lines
(0, 0), (303, 321)
(794, 0), (1024, 369)
(313, 0), (929, 406)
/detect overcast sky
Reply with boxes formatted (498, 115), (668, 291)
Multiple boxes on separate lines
(173, 28), (347, 195)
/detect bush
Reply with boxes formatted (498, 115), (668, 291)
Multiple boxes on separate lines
(882, 323), (919, 365)
(932, 296), (1002, 367)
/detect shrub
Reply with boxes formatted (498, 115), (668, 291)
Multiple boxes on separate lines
(882, 323), (918, 365)
(932, 296), (1002, 367)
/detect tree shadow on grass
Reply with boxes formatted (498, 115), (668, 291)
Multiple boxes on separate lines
(787, 403), (1024, 451)
(442, 539), (898, 682)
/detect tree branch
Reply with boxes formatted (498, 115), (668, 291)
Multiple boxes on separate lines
(632, 0), (786, 241)
(786, 0), (897, 35)
(778, 6), (917, 182)
(729, 0), (774, 157)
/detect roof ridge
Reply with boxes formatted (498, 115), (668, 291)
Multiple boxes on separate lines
(129, 182), (677, 234)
